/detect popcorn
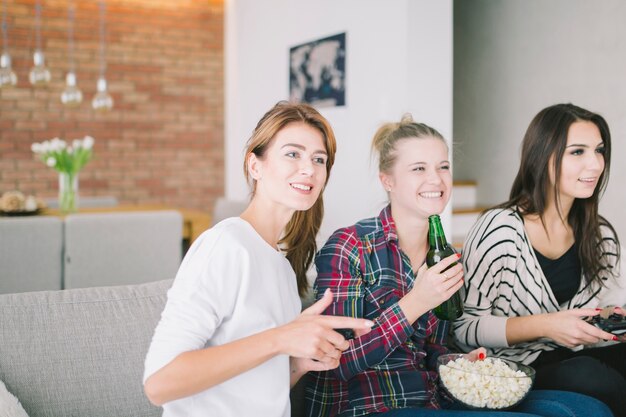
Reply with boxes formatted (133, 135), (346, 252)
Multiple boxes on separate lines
(439, 356), (533, 409)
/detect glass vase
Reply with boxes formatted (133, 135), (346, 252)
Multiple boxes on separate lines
(58, 172), (79, 213)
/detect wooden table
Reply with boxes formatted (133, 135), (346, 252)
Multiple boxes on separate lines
(42, 205), (212, 246)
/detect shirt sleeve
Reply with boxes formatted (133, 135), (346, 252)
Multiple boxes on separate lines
(453, 211), (514, 349)
(143, 229), (243, 382)
(314, 228), (415, 381)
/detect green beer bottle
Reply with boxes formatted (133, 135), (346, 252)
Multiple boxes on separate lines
(426, 214), (463, 320)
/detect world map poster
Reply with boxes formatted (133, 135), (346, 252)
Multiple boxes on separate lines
(289, 33), (346, 108)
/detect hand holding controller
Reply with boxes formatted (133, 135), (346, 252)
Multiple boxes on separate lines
(334, 328), (355, 340)
(586, 313), (626, 335)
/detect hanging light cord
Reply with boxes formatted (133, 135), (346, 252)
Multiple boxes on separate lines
(34, 0), (42, 51)
(98, 0), (106, 78)
(68, 3), (75, 73)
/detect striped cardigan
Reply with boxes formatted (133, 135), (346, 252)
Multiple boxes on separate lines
(452, 207), (625, 365)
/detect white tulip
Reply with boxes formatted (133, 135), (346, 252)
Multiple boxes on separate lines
(41, 141), (52, 153)
(82, 135), (95, 150)
(32, 135), (94, 174)
(50, 138), (62, 152)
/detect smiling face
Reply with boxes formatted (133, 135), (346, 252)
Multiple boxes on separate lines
(550, 121), (605, 205)
(380, 136), (452, 220)
(248, 121), (328, 213)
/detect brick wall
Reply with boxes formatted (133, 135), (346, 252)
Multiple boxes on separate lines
(0, 0), (224, 212)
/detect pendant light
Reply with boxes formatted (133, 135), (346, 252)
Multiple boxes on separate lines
(61, 3), (82, 106)
(92, 0), (112, 111)
(0, 0), (17, 88)
(28, 0), (51, 87)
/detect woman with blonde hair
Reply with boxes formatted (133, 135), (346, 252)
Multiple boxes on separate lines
(143, 101), (373, 416)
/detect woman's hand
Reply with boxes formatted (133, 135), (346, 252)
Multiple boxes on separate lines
(399, 253), (463, 322)
(290, 355), (340, 376)
(598, 305), (626, 342)
(277, 289), (374, 367)
(465, 347), (487, 361)
(543, 308), (618, 348)
(614, 306), (626, 342)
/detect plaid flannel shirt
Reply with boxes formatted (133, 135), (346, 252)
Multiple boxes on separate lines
(304, 205), (450, 417)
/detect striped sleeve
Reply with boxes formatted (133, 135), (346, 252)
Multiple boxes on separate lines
(453, 209), (520, 348)
(452, 209), (624, 365)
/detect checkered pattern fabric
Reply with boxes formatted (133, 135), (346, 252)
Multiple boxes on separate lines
(305, 205), (450, 417)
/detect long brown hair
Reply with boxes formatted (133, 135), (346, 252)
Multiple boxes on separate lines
(499, 103), (620, 284)
(243, 101), (337, 296)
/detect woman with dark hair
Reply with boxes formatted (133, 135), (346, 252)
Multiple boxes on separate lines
(454, 103), (626, 416)
(142, 101), (374, 416)
(305, 113), (613, 417)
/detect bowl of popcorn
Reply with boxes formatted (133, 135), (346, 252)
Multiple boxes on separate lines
(437, 354), (535, 410)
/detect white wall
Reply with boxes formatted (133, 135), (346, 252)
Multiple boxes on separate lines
(454, 0), (626, 241)
(226, 0), (453, 243)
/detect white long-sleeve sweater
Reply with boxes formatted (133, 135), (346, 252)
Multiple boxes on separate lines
(144, 217), (301, 417)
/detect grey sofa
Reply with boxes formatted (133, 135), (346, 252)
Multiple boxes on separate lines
(0, 279), (308, 417)
(0, 279), (170, 417)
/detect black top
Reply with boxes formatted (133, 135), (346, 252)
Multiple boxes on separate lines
(534, 244), (581, 305)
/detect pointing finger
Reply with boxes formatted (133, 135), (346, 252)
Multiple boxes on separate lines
(316, 315), (375, 330)
(303, 289), (333, 316)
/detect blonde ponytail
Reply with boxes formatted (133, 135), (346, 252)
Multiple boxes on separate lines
(371, 114), (446, 174)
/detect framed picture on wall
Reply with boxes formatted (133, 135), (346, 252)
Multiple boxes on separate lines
(289, 32), (346, 108)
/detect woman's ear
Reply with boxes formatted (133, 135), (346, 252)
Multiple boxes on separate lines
(247, 153), (263, 180)
(379, 172), (393, 192)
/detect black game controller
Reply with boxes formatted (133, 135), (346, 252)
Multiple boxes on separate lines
(586, 314), (626, 335)
(334, 328), (355, 340)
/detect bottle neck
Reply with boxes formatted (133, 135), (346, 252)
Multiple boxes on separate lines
(428, 215), (449, 250)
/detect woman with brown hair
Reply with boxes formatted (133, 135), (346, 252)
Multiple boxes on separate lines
(143, 101), (373, 416)
(454, 103), (626, 416)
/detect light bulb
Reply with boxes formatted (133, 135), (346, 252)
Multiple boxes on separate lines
(61, 72), (83, 106)
(92, 77), (113, 111)
(29, 49), (51, 86)
(0, 52), (17, 88)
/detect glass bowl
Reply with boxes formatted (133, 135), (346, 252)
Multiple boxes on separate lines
(437, 353), (535, 410)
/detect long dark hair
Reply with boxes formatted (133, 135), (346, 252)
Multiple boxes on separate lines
(499, 103), (620, 285)
(243, 101), (337, 296)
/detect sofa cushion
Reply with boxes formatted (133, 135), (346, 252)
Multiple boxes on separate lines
(0, 217), (63, 294)
(63, 212), (183, 289)
(0, 279), (172, 417)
